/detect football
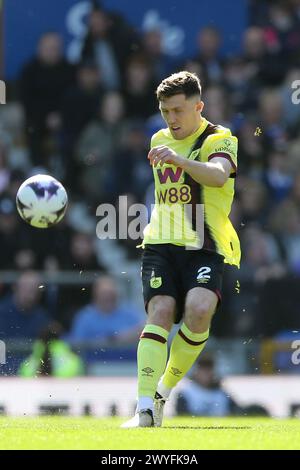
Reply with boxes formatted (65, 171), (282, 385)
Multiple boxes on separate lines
(16, 174), (68, 228)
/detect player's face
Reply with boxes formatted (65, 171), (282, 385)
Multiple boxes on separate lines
(159, 94), (204, 140)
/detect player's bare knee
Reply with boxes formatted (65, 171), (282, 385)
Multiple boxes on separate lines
(147, 296), (175, 331)
(184, 301), (212, 327)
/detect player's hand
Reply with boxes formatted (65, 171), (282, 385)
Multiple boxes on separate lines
(148, 146), (184, 167)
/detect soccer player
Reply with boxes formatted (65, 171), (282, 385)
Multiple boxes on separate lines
(122, 71), (240, 428)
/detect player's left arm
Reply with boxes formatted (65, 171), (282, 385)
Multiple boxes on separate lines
(148, 146), (233, 187)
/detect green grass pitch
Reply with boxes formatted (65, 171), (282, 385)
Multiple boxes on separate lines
(0, 417), (299, 450)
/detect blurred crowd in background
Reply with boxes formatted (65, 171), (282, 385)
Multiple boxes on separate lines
(1, 0), (300, 375)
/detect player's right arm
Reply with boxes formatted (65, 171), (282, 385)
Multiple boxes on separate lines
(148, 145), (232, 187)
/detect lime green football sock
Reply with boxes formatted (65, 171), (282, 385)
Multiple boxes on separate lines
(161, 323), (209, 390)
(137, 324), (169, 399)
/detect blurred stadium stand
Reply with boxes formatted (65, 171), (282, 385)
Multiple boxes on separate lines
(1, 0), (300, 393)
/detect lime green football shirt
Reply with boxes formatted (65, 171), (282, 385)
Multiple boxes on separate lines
(143, 117), (241, 267)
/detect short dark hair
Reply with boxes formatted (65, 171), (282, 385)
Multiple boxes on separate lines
(156, 71), (202, 101)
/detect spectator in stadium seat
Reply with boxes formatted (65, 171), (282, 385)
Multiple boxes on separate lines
(0, 194), (42, 271)
(175, 354), (232, 416)
(237, 177), (269, 226)
(56, 231), (107, 325)
(226, 224), (285, 336)
(0, 196), (26, 270)
(263, 149), (293, 204)
(18, 322), (84, 377)
(268, 198), (300, 276)
(193, 26), (224, 85)
(68, 275), (143, 343)
(0, 271), (51, 340)
(123, 55), (158, 119)
(258, 89), (287, 149)
(81, 7), (139, 90)
(235, 120), (265, 174)
(60, 231), (106, 272)
(62, 61), (103, 140)
(0, 143), (10, 195)
(290, 172), (300, 210)
(19, 32), (75, 165)
(241, 26), (286, 86)
(223, 57), (259, 113)
(141, 28), (174, 82)
(76, 91), (129, 202)
(265, 2), (300, 68)
(202, 85), (233, 128)
(109, 122), (152, 201)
